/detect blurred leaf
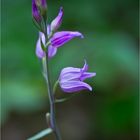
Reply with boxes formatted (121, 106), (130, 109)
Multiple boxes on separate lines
(1, 80), (46, 123)
(96, 89), (138, 136)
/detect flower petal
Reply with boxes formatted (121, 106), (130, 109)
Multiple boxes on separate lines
(48, 45), (57, 58)
(36, 38), (45, 58)
(80, 72), (96, 81)
(81, 60), (88, 72)
(35, 32), (46, 59)
(60, 67), (80, 75)
(60, 67), (81, 81)
(39, 32), (46, 44)
(51, 7), (63, 32)
(51, 31), (84, 48)
(60, 81), (92, 93)
(47, 25), (51, 36)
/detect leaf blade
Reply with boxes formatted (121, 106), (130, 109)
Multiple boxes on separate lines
(28, 128), (53, 140)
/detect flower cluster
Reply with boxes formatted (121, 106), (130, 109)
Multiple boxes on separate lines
(32, 0), (96, 93)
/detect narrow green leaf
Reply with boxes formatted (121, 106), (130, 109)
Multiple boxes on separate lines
(27, 128), (53, 140)
(55, 94), (76, 103)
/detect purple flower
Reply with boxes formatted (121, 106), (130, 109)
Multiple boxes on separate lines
(32, 0), (42, 23)
(59, 61), (96, 93)
(36, 32), (46, 59)
(36, 31), (83, 58)
(48, 31), (83, 58)
(51, 7), (63, 32)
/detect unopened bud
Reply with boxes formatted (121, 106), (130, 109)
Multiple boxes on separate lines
(32, 0), (42, 24)
(32, 0), (47, 31)
(51, 7), (63, 32)
(35, 0), (47, 19)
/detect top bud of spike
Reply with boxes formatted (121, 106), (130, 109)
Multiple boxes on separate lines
(32, 0), (47, 31)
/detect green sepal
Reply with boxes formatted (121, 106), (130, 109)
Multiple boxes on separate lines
(40, 19), (46, 34)
(40, 38), (46, 52)
(32, 18), (43, 32)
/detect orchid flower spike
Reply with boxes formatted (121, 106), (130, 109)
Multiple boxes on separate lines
(59, 61), (96, 93)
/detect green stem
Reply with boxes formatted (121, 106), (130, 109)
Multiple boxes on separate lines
(42, 56), (62, 140)
(42, 22), (61, 140)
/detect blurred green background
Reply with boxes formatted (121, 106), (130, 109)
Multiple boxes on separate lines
(1, 0), (139, 140)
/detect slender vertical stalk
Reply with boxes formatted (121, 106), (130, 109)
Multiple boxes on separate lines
(42, 55), (62, 140)
(41, 19), (62, 139)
